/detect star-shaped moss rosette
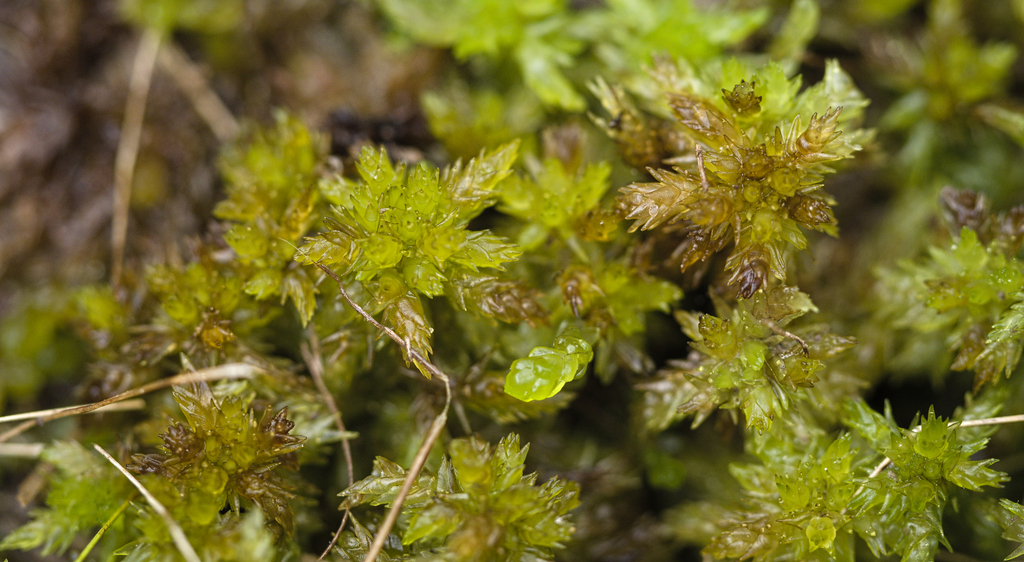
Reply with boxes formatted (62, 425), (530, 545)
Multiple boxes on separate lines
(127, 382), (305, 535)
(638, 286), (854, 433)
(875, 188), (1024, 390)
(297, 142), (544, 362)
(612, 58), (870, 297)
(337, 433), (579, 561)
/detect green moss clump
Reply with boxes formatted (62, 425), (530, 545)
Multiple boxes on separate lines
(8, 1), (1024, 561)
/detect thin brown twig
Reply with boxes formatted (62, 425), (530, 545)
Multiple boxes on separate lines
(157, 40), (240, 143)
(453, 399), (472, 436)
(112, 28), (161, 288)
(309, 261), (451, 562)
(312, 262), (449, 382)
(94, 445), (201, 562)
(760, 317), (809, 355)
(0, 398), (146, 424)
(0, 363), (257, 444)
(301, 329), (355, 560)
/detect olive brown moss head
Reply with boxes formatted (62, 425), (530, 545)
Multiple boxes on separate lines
(127, 382), (305, 536)
(602, 58), (871, 297)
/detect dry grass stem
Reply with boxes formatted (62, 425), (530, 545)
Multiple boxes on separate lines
(0, 363), (258, 444)
(301, 330), (356, 560)
(310, 261), (451, 562)
(0, 398), (146, 424)
(112, 28), (161, 288)
(0, 443), (45, 458)
(158, 40), (240, 142)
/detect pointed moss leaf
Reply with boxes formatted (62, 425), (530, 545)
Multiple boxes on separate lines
(946, 456), (1008, 491)
(769, 0), (819, 63)
(404, 500), (462, 545)
(504, 326), (592, 401)
(382, 291), (434, 360)
(842, 399), (896, 449)
(449, 436), (494, 491)
(280, 269), (317, 326)
(990, 295), (1024, 336)
(516, 35), (586, 111)
(402, 257), (447, 296)
(444, 140), (520, 217)
(339, 457), (436, 509)
(224, 224), (268, 261)
(998, 499), (1024, 560)
(447, 271), (548, 326)
(491, 434), (529, 492)
(243, 268), (283, 301)
(453, 231), (522, 271)
(898, 514), (942, 562)
(296, 229), (361, 268)
(914, 408), (950, 459)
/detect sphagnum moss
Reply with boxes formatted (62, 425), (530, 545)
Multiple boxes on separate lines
(6, 1), (1024, 562)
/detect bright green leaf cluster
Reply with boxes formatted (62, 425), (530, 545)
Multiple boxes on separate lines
(839, 398), (1008, 561)
(638, 286), (854, 433)
(216, 111), (327, 326)
(558, 262), (681, 338)
(337, 433), (580, 561)
(499, 155), (614, 252)
(146, 259), (249, 351)
(695, 430), (860, 561)
(490, 125), (682, 383)
(0, 442), (131, 556)
(669, 388), (1011, 562)
(875, 188), (1024, 388)
(297, 141), (531, 360)
(375, 0), (766, 112)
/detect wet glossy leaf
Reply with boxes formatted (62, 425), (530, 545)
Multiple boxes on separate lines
(504, 326), (593, 401)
